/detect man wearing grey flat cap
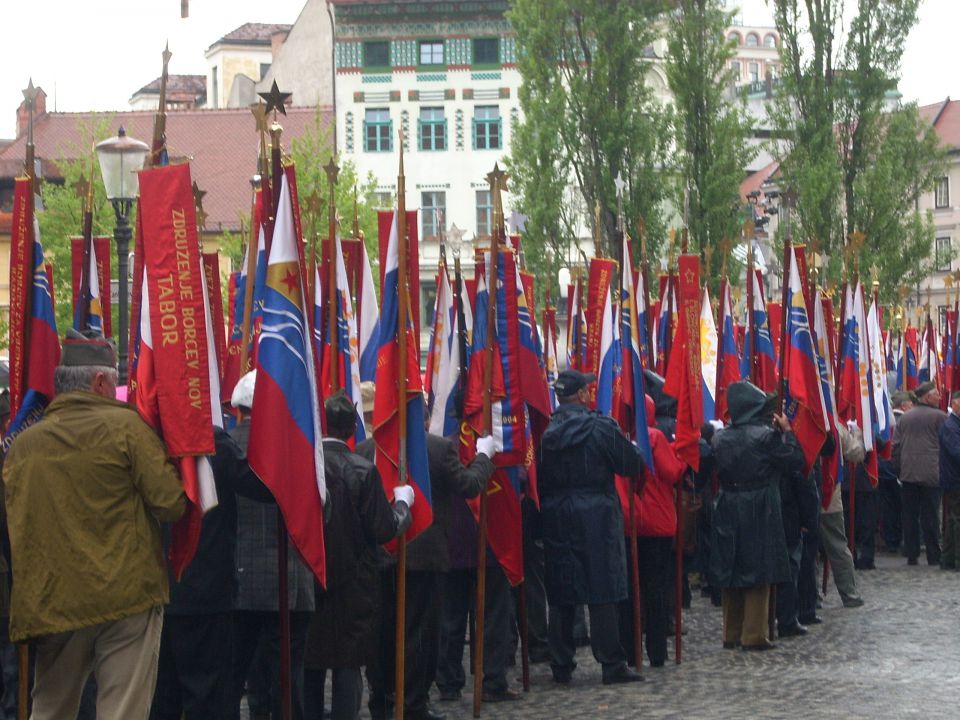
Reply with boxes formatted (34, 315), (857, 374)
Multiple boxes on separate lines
(894, 380), (946, 565)
(3, 328), (186, 719)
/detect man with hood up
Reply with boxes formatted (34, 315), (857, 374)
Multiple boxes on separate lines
(709, 381), (804, 651)
(538, 369), (645, 685)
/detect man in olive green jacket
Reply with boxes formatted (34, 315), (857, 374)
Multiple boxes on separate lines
(3, 332), (185, 719)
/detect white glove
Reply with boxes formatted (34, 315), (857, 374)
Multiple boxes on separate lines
(846, 420), (859, 433)
(393, 485), (415, 508)
(476, 435), (498, 458)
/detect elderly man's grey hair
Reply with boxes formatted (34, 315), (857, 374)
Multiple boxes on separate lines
(54, 365), (118, 395)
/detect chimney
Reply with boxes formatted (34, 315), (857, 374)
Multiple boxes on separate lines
(271, 30), (289, 61)
(16, 87), (47, 138)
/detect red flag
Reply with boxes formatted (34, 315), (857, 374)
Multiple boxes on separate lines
(70, 236), (113, 337)
(7, 177), (60, 424)
(584, 259), (615, 408)
(202, 253), (227, 387)
(662, 255), (701, 471)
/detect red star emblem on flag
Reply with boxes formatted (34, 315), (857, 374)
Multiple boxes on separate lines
(281, 268), (299, 295)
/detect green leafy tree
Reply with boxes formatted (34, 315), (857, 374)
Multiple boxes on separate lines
(508, 0), (673, 297)
(770, 0), (944, 298)
(35, 116), (117, 335)
(665, 0), (755, 289)
(289, 109), (382, 268)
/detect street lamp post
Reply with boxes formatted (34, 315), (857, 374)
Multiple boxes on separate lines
(96, 127), (149, 385)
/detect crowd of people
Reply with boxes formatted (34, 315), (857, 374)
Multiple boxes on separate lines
(0, 332), (955, 719)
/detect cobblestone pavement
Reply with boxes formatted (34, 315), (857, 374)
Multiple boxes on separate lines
(246, 551), (958, 719)
(427, 552), (959, 720)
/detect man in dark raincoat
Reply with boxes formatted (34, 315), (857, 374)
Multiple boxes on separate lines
(538, 369), (645, 685)
(709, 381), (803, 651)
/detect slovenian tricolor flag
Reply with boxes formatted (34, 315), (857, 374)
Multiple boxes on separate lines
(619, 236), (653, 467)
(814, 291), (844, 508)
(248, 171), (327, 585)
(782, 247), (827, 473)
(358, 239), (380, 382)
(741, 270), (778, 392)
(373, 210), (433, 543)
(715, 281), (741, 422)
(699, 286), (718, 422)
(427, 265), (461, 437)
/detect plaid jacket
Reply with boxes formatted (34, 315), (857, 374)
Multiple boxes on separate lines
(231, 421), (315, 612)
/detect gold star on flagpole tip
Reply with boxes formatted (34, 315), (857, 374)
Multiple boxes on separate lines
(250, 102), (269, 134)
(486, 162), (508, 192)
(323, 157), (340, 187)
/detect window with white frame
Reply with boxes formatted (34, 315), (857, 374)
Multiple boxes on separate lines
(419, 107), (446, 151)
(764, 33), (777, 48)
(730, 61), (741, 80)
(473, 106), (502, 150)
(476, 190), (493, 237)
(746, 33), (759, 47)
(749, 63), (759, 83)
(936, 177), (950, 208)
(936, 236), (952, 271)
(419, 40), (444, 66)
(364, 109), (392, 152)
(421, 192), (446, 238)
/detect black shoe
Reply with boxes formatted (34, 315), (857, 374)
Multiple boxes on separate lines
(552, 666), (573, 684)
(437, 688), (461, 702)
(406, 708), (446, 720)
(722, 640), (739, 650)
(842, 597), (864, 608)
(742, 640), (776, 651)
(799, 615), (823, 625)
(907, 557), (919, 566)
(778, 623), (808, 638)
(602, 665), (643, 684)
(529, 648), (552, 664)
(481, 689), (521, 703)
(855, 560), (876, 570)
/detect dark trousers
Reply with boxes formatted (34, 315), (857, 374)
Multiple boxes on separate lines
(941, 490), (960, 568)
(878, 475), (902, 550)
(229, 610), (311, 720)
(797, 525), (820, 623)
(845, 490), (878, 566)
(151, 612), (232, 720)
(619, 536), (671, 667)
(367, 569), (440, 718)
(517, 498), (549, 660)
(776, 540), (802, 630)
(304, 667), (361, 720)
(549, 603), (625, 677)
(436, 565), (512, 695)
(901, 483), (942, 564)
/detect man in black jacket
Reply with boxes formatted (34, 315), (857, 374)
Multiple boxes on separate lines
(359, 401), (497, 720)
(150, 426), (274, 720)
(709, 382), (803, 651)
(304, 391), (412, 720)
(538, 369), (645, 685)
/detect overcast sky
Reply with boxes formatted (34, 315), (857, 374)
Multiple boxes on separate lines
(2, 0), (957, 141)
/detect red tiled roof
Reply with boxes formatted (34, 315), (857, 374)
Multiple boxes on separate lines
(213, 23), (292, 47)
(919, 97), (960, 151)
(133, 74), (207, 97)
(0, 106), (333, 232)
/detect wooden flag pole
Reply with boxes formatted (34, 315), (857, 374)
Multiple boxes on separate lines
(619, 206), (643, 672)
(395, 131), (410, 720)
(771, 226), (793, 643)
(325, 157), (340, 392)
(474, 163), (504, 718)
